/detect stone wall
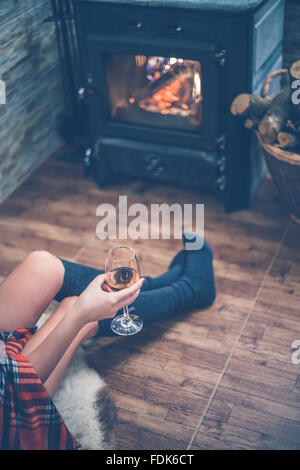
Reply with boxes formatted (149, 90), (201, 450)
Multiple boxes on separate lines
(0, 0), (64, 203)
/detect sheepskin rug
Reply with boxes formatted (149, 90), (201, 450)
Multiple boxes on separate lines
(36, 302), (116, 450)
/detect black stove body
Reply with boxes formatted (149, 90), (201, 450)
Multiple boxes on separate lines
(73, 0), (285, 211)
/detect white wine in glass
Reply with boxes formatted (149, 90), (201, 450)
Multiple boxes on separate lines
(105, 246), (143, 336)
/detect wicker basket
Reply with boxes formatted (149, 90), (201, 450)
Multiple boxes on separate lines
(255, 69), (300, 224)
(256, 131), (300, 224)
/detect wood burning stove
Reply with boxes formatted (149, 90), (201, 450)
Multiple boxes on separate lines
(72, 0), (285, 211)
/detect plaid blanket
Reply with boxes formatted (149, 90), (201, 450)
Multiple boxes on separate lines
(0, 329), (82, 450)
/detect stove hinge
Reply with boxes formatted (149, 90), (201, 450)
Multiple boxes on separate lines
(216, 175), (227, 192)
(215, 134), (227, 192)
(77, 74), (96, 100)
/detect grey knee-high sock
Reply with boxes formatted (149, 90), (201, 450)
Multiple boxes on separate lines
(54, 250), (184, 302)
(97, 234), (216, 336)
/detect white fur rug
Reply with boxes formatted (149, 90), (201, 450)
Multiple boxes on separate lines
(36, 302), (116, 450)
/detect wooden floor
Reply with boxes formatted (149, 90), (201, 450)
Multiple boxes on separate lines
(0, 150), (300, 450)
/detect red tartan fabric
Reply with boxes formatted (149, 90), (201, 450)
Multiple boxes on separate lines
(0, 328), (82, 450)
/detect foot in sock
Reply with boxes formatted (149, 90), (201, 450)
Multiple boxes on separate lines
(143, 232), (204, 290)
(143, 233), (200, 290)
(168, 249), (186, 270)
(179, 232), (216, 309)
(143, 245), (186, 291)
(139, 232), (215, 313)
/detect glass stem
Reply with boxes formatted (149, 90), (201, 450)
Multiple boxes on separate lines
(121, 305), (132, 328)
(123, 305), (130, 319)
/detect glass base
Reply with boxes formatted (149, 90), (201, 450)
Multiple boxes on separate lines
(110, 314), (143, 336)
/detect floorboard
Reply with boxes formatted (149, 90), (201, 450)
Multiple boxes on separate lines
(0, 151), (299, 449)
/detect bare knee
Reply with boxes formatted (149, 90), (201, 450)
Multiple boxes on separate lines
(26, 250), (56, 265)
(25, 250), (56, 264)
(26, 250), (62, 271)
(25, 250), (64, 289)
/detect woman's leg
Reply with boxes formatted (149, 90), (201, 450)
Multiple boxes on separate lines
(0, 251), (64, 331)
(55, 234), (216, 337)
(22, 296), (98, 398)
(21, 296), (79, 356)
(43, 319), (97, 398)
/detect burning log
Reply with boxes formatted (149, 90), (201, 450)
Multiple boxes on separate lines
(133, 62), (195, 103)
(133, 60), (202, 121)
(139, 77), (192, 115)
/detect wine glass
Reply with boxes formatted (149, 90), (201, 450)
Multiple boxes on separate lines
(105, 245), (143, 336)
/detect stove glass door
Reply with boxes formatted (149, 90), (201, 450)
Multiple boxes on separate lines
(104, 54), (203, 133)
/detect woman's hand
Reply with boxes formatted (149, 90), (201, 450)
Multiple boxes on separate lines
(72, 273), (145, 326)
(22, 273), (144, 386)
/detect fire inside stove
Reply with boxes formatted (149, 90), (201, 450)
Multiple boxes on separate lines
(105, 54), (203, 132)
